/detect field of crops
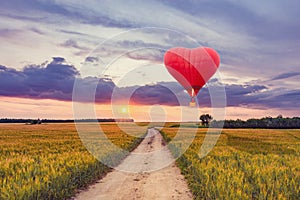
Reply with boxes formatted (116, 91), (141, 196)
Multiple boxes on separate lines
(0, 123), (147, 200)
(1, 122), (299, 200)
(161, 127), (300, 199)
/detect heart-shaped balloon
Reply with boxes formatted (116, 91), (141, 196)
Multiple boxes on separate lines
(164, 47), (220, 102)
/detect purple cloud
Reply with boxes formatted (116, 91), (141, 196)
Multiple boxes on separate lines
(271, 72), (300, 81)
(85, 56), (99, 63)
(0, 59), (299, 110)
(0, 28), (22, 38)
(60, 39), (89, 51)
(128, 84), (180, 106)
(0, 58), (115, 103)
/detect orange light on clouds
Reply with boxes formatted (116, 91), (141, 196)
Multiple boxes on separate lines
(0, 96), (297, 121)
(0, 96), (73, 119)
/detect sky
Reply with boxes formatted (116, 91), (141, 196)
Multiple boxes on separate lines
(0, 0), (299, 121)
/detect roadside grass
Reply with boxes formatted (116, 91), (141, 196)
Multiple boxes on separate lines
(161, 127), (300, 199)
(0, 123), (147, 200)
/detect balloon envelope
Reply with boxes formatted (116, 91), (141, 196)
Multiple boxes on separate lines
(164, 47), (220, 97)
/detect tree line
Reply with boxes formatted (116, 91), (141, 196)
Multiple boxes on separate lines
(0, 118), (134, 124)
(209, 115), (300, 129)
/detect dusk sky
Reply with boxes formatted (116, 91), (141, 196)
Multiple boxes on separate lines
(0, 0), (299, 121)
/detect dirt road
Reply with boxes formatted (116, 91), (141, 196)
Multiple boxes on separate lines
(74, 128), (193, 200)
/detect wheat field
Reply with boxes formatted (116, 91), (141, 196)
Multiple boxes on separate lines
(0, 123), (147, 200)
(1, 123), (299, 199)
(161, 127), (300, 199)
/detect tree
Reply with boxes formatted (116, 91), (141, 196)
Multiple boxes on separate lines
(199, 114), (213, 126)
(30, 118), (42, 125)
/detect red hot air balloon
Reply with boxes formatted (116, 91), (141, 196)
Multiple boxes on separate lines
(164, 47), (220, 106)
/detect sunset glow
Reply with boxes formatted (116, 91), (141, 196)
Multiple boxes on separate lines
(0, 96), (296, 122)
(0, 1), (299, 120)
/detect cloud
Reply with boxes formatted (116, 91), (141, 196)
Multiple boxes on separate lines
(0, 28), (22, 38)
(51, 57), (66, 63)
(0, 58), (75, 100)
(195, 81), (300, 110)
(59, 39), (92, 57)
(1, 1), (299, 69)
(0, 58), (77, 100)
(58, 29), (90, 37)
(82, 38), (171, 65)
(2, 0), (300, 48)
(128, 84), (181, 106)
(0, 0), (299, 112)
(74, 77), (115, 103)
(265, 90), (300, 109)
(60, 39), (80, 49)
(270, 72), (300, 81)
(85, 56), (99, 63)
(162, 0), (300, 41)
(29, 27), (45, 35)
(126, 49), (164, 63)
(0, 58), (299, 110)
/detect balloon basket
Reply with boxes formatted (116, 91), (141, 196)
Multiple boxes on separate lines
(189, 101), (196, 107)
(190, 96), (196, 107)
